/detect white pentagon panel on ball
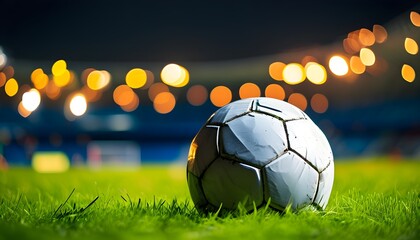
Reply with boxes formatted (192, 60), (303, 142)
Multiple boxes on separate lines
(221, 113), (288, 167)
(314, 161), (334, 209)
(187, 172), (208, 210)
(264, 151), (319, 210)
(187, 125), (220, 177)
(286, 119), (333, 171)
(252, 97), (306, 121)
(201, 157), (263, 211)
(208, 98), (253, 124)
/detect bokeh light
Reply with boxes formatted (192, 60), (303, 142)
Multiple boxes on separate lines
(148, 82), (169, 101)
(350, 56), (366, 74)
(32, 152), (70, 173)
(358, 28), (375, 46)
(264, 84), (285, 100)
(87, 70), (111, 90)
(329, 55), (349, 76)
(373, 24), (387, 43)
(53, 69), (71, 87)
(126, 68), (147, 89)
(121, 93), (139, 112)
(187, 85), (208, 106)
(283, 63), (305, 85)
(113, 85), (136, 107)
(269, 62), (285, 81)
(51, 60), (67, 76)
(18, 102), (31, 118)
(0, 72), (6, 87)
(305, 62), (327, 85)
(239, 82), (261, 99)
(401, 64), (415, 83)
(310, 93), (329, 113)
(160, 63), (189, 87)
(45, 80), (61, 100)
(154, 92), (176, 114)
(69, 93), (87, 117)
(404, 38), (418, 55)
(360, 48), (376, 66)
(410, 11), (420, 27)
(22, 88), (41, 112)
(210, 86), (232, 107)
(5, 78), (18, 97)
(0, 53), (7, 69)
(287, 93), (307, 111)
(31, 68), (49, 90)
(343, 37), (361, 54)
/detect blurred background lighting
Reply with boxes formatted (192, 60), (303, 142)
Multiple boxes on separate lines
(268, 62), (285, 81)
(187, 85), (208, 106)
(264, 84), (285, 100)
(283, 63), (305, 85)
(350, 56), (366, 74)
(329, 55), (349, 76)
(153, 91), (176, 114)
(0, 72), (6, 87)
(160, 63), (189, 87)
(372, 24), (388, 43)
(53, 69), (71, 87)
(45, 80), (61, 100)
(31, 68), (49, 90)
(210, 85), (232, 107)
(5, 78), (18, 97)
(360, 48), (376, 66)
(113, 85), (135, 107)
(401, 64), (415, 82)
(358, 28), (375, 46)
(404, 38), (418, 55)
(18, 102), (31, 118)
(287, 92), (307, 111)
(410, 11), (420, 27)
(87, 70), (111, 90)
(305, 62), (327, 85)
(22, 88), (41, 112)
(239, 82), (261, 99)
(148, 82), (169, 101)
(69, 93), (87, 116)
(121, 93), (139, 112)
(51, 59), (67, 76)
(0, 53), (7, 68)
(310, 93), (329, 113)
(32, 151), (70, 173)
(126, 68), (147, 89)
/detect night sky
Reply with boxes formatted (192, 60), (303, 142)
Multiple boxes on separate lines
(2, 0), (418, 62)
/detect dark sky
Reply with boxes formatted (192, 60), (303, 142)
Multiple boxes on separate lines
(1, 0), (419, 62)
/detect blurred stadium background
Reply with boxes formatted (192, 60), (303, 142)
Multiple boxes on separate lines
(0, 1), (419, 172)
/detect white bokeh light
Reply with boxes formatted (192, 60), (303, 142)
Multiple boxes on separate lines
(69, 94), (87, 116)
(22, 89), (41, 112)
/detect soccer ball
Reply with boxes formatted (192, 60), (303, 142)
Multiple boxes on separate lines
(187, 97), (334, 212)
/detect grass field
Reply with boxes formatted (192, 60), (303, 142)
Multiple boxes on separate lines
(0, 157), (419, 240)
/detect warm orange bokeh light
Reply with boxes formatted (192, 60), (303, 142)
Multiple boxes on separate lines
(350, 56), (366, 74)
(288, 93), (307, 111)
(153, 92), (176, 114)
(5, 78), (18, 97)
(210, 86), (232, 107)
(360, 48), (376, 66)
(405, 38), (418, 55)
(239, 82), (261, 99)
(373, 25), (387, 43)
(160, 63), (189, 87)
(358, 28), (375, 46)
(113, 85), (135, 106)
(401, 64), (415, 83)
(264, 84), (285, 100)
(410, 11), (420, 27)
(46, 80), (61, 100)
(0, 72), (7, 87)
(310, 93), (329, 113)
(187, 85), (208, 106)
(305, 62), (327, 85)
(18, 102), (31, 118)
(269, 62), (285, 81)
(121, 93), (139, 112)
(148, 82), (169, 101)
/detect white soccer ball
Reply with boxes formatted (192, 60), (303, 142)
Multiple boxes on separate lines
(187, 97), (334, 212)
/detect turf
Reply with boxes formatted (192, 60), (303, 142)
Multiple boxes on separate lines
(0, 157), (419, 240)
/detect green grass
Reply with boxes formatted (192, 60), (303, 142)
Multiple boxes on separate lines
(0, 157), (419, 240)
